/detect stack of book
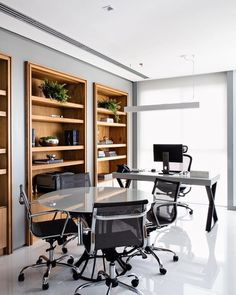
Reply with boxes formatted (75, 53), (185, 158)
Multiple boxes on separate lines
(104, 151), (117, 157)
(98, 150), (106, 158)
(98, 139), (113, 145)
(100, 117), (114, 123)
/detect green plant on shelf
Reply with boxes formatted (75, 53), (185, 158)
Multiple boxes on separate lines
(98, 98), (121, 123)
(39, 79), (70, 103)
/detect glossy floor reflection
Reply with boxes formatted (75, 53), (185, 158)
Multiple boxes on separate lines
(0, 203), (236, 295)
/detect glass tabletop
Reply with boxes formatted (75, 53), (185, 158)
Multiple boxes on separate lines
(37, 187), (152, 213)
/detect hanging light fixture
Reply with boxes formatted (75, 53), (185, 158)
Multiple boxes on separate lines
(125, 55), (200, 112)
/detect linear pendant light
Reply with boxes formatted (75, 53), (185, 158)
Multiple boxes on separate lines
(125, 55), (200, 113)
(124, 101), (199, 112)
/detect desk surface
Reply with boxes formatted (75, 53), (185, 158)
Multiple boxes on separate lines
(113, 171), (220, 186)
(37, 187), (152, 213)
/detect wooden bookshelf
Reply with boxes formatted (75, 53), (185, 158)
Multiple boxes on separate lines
(0, 52), (12, 255)
(26, 62), (87, 244)
(94, 83), (128, 186)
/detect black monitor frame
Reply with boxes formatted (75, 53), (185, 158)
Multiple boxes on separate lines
(153, 144), (183, 174)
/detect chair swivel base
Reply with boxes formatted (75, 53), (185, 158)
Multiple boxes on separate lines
(127, 244), (178, 275)
(177, 202), (193, 215)
(18, 252), (79, 290)
(74, 262), (143, 295)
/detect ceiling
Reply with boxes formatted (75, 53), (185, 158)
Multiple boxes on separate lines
(1, 0), (236, 81)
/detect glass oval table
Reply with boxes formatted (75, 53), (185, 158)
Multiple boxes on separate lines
(37, 187), (152, 281)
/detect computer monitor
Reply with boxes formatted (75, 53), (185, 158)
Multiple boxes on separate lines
(153, 144), (183, 174)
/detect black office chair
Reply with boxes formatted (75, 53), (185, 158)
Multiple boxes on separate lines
(60, 172), (91, 253)
(18, 185), (79, 290)
(178, 148), (194, 215)
(127, 178), (180, 275)
(74, 199), (148, 295)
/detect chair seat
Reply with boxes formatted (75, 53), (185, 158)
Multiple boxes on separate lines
(32, 218), (78, 238)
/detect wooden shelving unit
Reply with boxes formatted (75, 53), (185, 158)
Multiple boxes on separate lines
(26, 62), (87, 244)
(93, 83), (128, 187)
(0, 52), (12, 255)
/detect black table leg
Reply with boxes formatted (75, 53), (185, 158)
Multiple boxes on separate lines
(116, 178), (132, 188)
(205, 182), (218, 232)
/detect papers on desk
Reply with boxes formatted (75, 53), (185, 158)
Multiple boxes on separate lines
(190, 170), (209, 178)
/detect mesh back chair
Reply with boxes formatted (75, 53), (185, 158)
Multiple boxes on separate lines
(178, 153), (193, 214)
(18, 185), (79, 290)
(74, 199), (148, 295)
(127, 178), (180, 275)
(60, 172), (91, 253)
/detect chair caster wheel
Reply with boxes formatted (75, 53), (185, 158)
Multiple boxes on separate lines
(62, 247), (68, 254)
(189, 210), (193, 215)
(160, 268), (167, 275)
(36, 258), (43, 264)
(173, 255), (179, 262)
(72, 270), (79, 280)
(67, 257), (74, 264)
(42, 283), (49, 290)
(18, 273), (25, 282)
(125, 263), (132, 271)
(131, 278), (139, 287)
(97, 275), (103, 281)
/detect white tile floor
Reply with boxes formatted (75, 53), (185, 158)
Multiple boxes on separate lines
(1, 203), (236, 295)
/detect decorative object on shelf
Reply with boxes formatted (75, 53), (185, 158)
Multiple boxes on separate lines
(64, 130), (79, 145)
(98, 98), (121, 123)
(39, 136), (59, 147)
(46, 154), (56, 161)
(39, 79), (70, 103)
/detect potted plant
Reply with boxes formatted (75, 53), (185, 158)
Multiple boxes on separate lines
(98, 98), (121, 123)
(39, 79), (70, 103)
(39, 136), (59, 146)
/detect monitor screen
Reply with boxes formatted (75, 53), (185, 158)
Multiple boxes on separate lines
(153, 144), (183, 163)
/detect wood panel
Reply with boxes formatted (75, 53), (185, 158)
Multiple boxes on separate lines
(0, 207), (7, 249)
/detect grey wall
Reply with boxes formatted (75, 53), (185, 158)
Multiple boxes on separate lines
(0, 28), (133, 249)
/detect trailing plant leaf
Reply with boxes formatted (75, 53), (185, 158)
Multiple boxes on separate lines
(39, 79), (70, 103)
(98, 98), (121, 122)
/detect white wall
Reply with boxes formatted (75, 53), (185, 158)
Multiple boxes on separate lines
(137, 73), (227, 206)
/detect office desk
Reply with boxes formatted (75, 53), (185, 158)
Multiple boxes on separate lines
(113, 171), (220, 232)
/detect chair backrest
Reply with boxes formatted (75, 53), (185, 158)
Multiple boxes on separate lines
(148, 178), (181, 226)
(183, 154), (192, 172)
(90, 200), (148, 252)
(60, 172), (91, 189)
(19, 184), (32, 219)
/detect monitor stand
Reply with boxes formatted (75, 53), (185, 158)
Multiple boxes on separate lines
(162, 152), (170, 174)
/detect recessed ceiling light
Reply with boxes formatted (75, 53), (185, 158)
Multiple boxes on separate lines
(102, 5), (114, 12)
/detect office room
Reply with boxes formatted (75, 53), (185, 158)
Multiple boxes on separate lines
(0, 0), (235, 294)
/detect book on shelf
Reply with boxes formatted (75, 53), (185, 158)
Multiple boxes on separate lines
(98, 139), (114, 145)
(104, 151), (117, 157)
(33, 159), (64, 164)
(98, 151), (106, 158)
